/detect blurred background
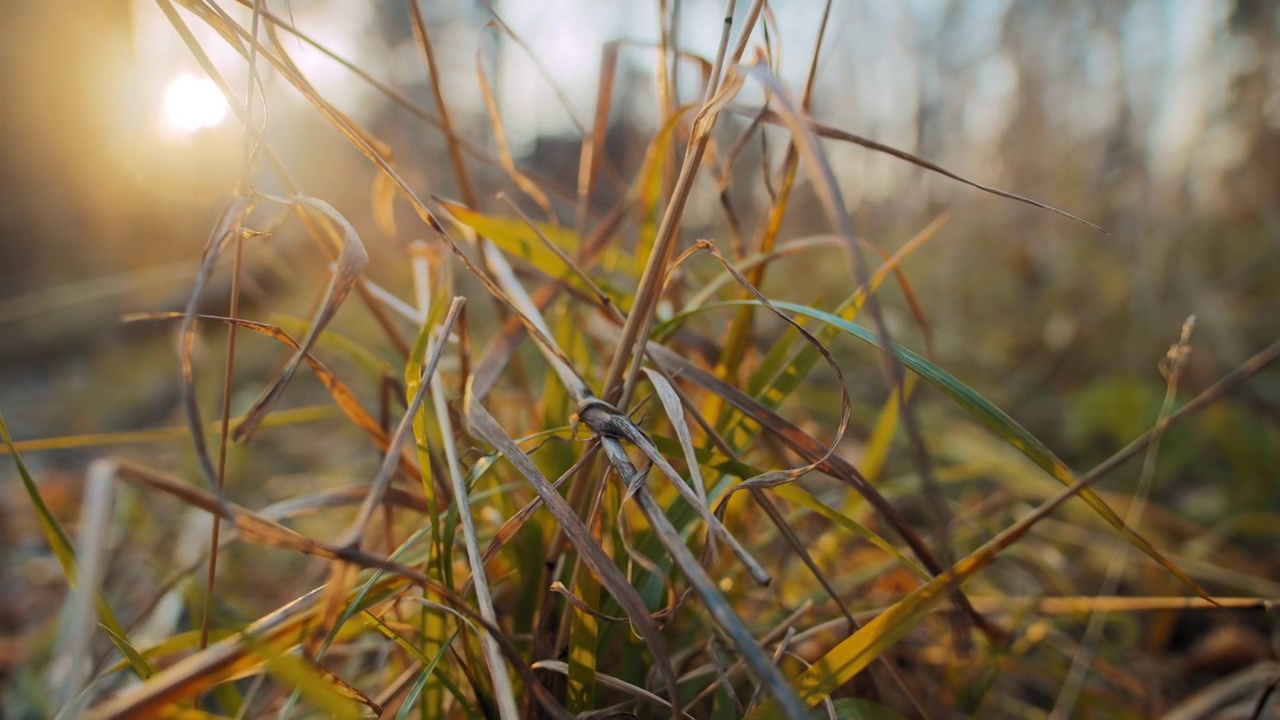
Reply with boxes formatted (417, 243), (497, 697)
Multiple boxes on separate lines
(1, 0), (1278, 710)
(3, 0), (1277, 420)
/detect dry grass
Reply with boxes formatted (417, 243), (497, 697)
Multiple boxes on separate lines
(3, 2), (1279, 719)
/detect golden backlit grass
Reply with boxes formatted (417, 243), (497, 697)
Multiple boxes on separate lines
(4, 2), (1279, 719)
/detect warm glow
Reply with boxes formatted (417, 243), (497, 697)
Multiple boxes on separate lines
(160, 73), (228, 135)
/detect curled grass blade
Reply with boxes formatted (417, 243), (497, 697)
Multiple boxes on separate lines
(661, 296), (1205, 599)
(743, 335), (1280, 718)
(590, 430), (814, 720)
(233, 195), (369, 442)
(464, 396), (683, 717)
(739, 64), (957, 591)
(730, 299), (1206, 597)
(533, 660), (698, 719)
(177, 196), (252, 490)
(127, 312), (394, 460)
(160, 0), (414, 365)
(588, 312), (1010, 639)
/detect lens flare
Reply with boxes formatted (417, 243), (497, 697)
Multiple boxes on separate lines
(160, 73), (228, 135)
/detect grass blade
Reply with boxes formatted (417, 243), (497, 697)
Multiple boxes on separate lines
(394, 629), (460, 720)
(127, 312), (397, 464)
(732, 299), (1207, 597)
(744, 334), (1280, 718)
(233, 195), (369, 442)
(0, 414), (143, 677)
(730, 105), (1105, 233)
(438, 200), (623, 294)
(589, 430), (813, 720)
(464, 396), (683, 717)
(0, 405), (338, 456)
(534, 660), (697, 719)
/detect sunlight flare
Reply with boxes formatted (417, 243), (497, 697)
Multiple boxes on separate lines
(159, 73), (228, 135)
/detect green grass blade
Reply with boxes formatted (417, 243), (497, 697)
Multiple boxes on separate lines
(102, 624), (159, 680)
(723, 299), (1206, 596)
(0, 409), (146, 674)
(1, 409), (81, 580)
(395, 629), (461, 720)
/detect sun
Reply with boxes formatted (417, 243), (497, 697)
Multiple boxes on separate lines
(160, 73), (228, 136)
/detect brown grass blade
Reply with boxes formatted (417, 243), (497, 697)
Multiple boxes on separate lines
(125, 312), (397, 462)
(578, 39), (621, 233)
(477, 26), (555, 220)
(409, 0), (478, 216)
(713, 0), (831, 384)
(233, 196), (369, 442)
(177, 197), (253, 491)
(746, 333), (1280, 718)
(160, 0), (413, 364)
(732, 105), (1106, 234)
(92, 457), (575, 719)
(604, 70), (747, 407)
(600, 0), (766, 407)
(175, 0), (551, 371)
(740, 63), (965, 631)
